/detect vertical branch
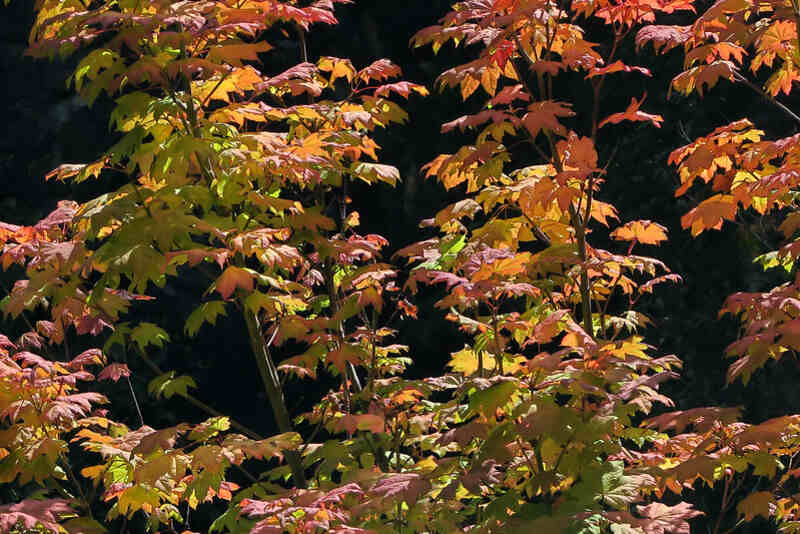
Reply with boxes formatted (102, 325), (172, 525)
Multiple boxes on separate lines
(513, 38), (594, 336)
(297, 20), (362, 400)
(570, 204), (594, 337)
(366, 310), (379, 391)
(491, 308), (504, 375)
(59, 453), (94, 520)
(242, 306), (307, 488)
(712, 471), (732, 534)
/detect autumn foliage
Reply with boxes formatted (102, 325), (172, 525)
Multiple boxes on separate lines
(3, 0), (800, 532)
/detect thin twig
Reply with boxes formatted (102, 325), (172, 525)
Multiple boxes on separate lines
(200, 69), (233, 109)
(733, 72), (800, 126)
(59, 453), (94, 520)
(125, 374), (145, 428)
(134, 346), (263, 440)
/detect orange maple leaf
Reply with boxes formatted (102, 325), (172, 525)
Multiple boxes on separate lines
(213, 267), (255, 300)
(522, 101), (574, 138)
(599, 95), (663, 129)
(611, 220), (669, 245)
(681, 194), (738, 235)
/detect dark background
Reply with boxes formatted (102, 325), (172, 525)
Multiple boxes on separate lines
(2, 1), (799, 530)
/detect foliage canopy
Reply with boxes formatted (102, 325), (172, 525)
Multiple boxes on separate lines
(3, 0), (800, 533)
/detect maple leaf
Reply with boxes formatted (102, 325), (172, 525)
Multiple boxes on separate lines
(191, 444), (228, 473)
(221, 432), (301, 463)
(256, 62), (317, 93)
(0, 499), (73, 534)
(591, 199), (620, 226)
(132, 425), (190, 455)
(185, 301), (227, 337)
(44, 393), (108, 422)
(521, 101), (574, 138)
(765, 64), (800, 96)
(326, 344), (365, 373)
(130, 323), (170, 351)
(685, 42), (747, 67)
(644, 406), (742, 433)
(680, 194), (738, 235)
(98, 363), (131, 382)
(724, 346), (774, 384)
(736, 491), (773, 522)
(489, 84), (530, 106)
(635, 502), (703, 534)
(441, 110), (519, 133)
(16, 350), (56, 372)
(753, 20), (796, 71)
(351, 162), (401, 185)
(448, 346), (482, 375)
(558, 132), (599, 172)
(35, 200), (78, 229)
(611, 220), (668, 245)
(207, 42), (273, 67)
(334, 414), (385, 434)
(357, 58), (402, 83)
(116, 484), (160, 516)
(639, 274), (683, 294)
(671, 60), (738, 97)
(586, 60), (652, 78)
(188, 417), (231, 443)
(69, 348), (106, 369)
(468, 380), (517, 419)
(434, 199), (483, 227)
(373, 81), (429, 99)
(147, 371), (197, 400)
(599, 95), (664, 129)
(212, 266), (255, 300)
(732, 415), (800, 448)
(318, 56), (356, 84)
(45, 162), (104, 183)
(369, 473), (431, 504)
(531, 309), (571, 344)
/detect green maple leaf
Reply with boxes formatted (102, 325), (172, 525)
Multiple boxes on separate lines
(185, 301), (227, 337)
(117, 485), (161, 516)
(104, 456), (133, 486)
(598, 462), (649, 510)
(189, 417), (231, 442)
(468, 380), (518, 419)
(191, 445), (229, 473)
(135, 452), (187, 486)
(131, 322), (170, 351)
(148, 371), (197, 399)
(563, 461), (648, 516)
(351, 162), (401, 185)
(183, 471), (225, 509)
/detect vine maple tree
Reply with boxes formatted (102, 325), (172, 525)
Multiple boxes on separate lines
(395, 0), (703, 532)
(3, 0), (800, 533)
(1, 0), (427, 531)
(636, 0), (800, 530)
